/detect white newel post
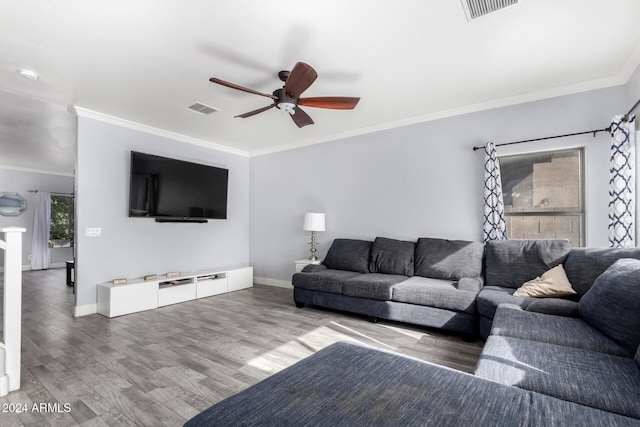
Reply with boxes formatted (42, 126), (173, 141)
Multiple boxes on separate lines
(0, 226), (26, 396)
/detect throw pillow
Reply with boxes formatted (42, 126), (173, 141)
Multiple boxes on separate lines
(368, 237), (415, 276)
(484, 239), (572, 289)
(513, 264), (577, 297)
(323, 239), (372, 273)
(579, 258), (640, 353)
(414, 238), (484, 280)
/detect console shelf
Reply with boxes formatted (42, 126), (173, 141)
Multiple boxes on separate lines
(97, 266), (253, 318)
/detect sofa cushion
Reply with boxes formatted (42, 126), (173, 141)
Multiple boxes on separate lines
(525, 298), (579, 317)
(414, 238), (484, 280)
(564, 247), (640, 297)
(369, 237), (415, 276)
(476, 286), (535, 319)
(579, 258), (640, 353)
(636, 346), (640, 369)
(512, 264), (576, 298)
(185, 341), (640, 427)
(476, 336), (640, 420)
(484, 240), (571, 289)
(291, 270), (361, 294)
(491, 304), (631, 357)
(323, 239), (372, 273)
(392, 276), (478, 313)
(342, 273), (408, 301)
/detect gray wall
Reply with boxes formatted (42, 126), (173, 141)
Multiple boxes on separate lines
(250, 86), (628, 283)
(0, 168), (74, 268)
(75, 117), (250, 307)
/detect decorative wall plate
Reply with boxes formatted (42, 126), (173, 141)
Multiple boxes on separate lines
(0, 192), (27, 216)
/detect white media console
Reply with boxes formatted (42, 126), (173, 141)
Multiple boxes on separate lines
(97, 266), (253, 318)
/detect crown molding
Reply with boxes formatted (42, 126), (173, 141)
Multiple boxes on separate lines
(249, 75), (627, 157)
(0, 164), (74, 177)
(250, 76), (629, 157)
(72, 71), (633, 160)
(74, 107), (250, 158)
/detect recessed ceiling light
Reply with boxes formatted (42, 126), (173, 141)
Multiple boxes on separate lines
(18, 69), (39, 81)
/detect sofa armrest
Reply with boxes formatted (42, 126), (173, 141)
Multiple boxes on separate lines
(302, 264), (328, 273)
(525, 299), (579, 317)
(457, 276), (484, 294)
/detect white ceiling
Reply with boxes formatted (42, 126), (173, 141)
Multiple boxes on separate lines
(2, 0), (640, 175)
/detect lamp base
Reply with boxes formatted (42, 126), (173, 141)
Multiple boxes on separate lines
(308, 231), (318, 261)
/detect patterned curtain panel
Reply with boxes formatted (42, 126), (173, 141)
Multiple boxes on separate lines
(483, 142), (508, 242)
(608, 115), (636, 248)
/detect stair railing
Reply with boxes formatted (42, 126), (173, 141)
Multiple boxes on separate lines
(0, 226), (26, 396)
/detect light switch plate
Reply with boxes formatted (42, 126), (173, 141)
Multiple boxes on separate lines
(85, 227), (101, 237)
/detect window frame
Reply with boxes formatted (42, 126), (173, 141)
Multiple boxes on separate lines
(499, 147), (585, 246)
(49, 194), (75, 248)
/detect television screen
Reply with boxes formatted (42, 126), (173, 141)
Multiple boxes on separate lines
(129, 151), (228, 220)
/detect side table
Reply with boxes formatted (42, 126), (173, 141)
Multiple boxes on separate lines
(294, 258), (323, 273)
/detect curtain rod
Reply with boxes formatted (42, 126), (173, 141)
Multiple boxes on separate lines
(472, 97), (640, 152)
(27, 190), (74, 197)
(471, 127), (610, 151)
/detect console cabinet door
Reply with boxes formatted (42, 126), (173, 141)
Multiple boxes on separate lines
(227, 267), (253, 292)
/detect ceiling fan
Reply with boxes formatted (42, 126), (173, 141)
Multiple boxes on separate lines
(209, 62), (360, 128)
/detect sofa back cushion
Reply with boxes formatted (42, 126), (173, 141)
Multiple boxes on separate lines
(323, 239), (372, 273)
(564, 247), (640, 297)
(369, 237), (415, 276)
(579, 258), (640, 353)
(414, 238), (484, 280)
(484, 240), (571, 289)
(636, 346), (640, 370)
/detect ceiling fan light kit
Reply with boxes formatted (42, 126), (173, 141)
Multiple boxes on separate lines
(209, 62), (360, 128)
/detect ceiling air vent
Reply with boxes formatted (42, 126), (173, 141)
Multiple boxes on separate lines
(187, 102), (219, 115)
(461, 0), (518, 21)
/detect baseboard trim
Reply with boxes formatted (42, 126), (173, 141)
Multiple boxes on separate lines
(0, 263), (66, 273)
(254, 277), (292, 289)
(74, 303), (97, 317)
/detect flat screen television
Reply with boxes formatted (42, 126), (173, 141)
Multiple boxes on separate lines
(129, 151), (228, 222)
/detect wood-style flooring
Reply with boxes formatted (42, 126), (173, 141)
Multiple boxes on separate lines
(0, 269), (483, 426)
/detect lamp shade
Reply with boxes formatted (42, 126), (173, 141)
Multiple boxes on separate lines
(303, 212), (325, 231)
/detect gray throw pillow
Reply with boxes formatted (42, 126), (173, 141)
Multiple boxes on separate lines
(564, 247), (640, 297)
(369, 237), (415, 276)
(323, 239), (372, 273)
(484, 240), (571, 289)
(579, 258), (640, 353)
(414, 238), (484, 280)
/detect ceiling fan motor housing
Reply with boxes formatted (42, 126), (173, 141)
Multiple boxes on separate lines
(273, 88), (298, 113)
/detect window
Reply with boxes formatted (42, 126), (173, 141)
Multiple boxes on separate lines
(500, 148), (584, 247)
(49, 195), (74, 248)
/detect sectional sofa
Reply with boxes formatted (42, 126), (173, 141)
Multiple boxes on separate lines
(185, 237), (640, 425)
(292, 237), (485, 336)
(293, 236), (640, 338)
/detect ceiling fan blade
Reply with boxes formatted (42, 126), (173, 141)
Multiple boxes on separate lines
(209, 77), (277, 99)
(299, 97), (360, 110)
(284, 62), (317, 98)
(234, 104), (275, 118)
(290, 107), (314, 128)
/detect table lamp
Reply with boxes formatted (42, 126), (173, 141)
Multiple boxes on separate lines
(303, 212), (325, 261)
